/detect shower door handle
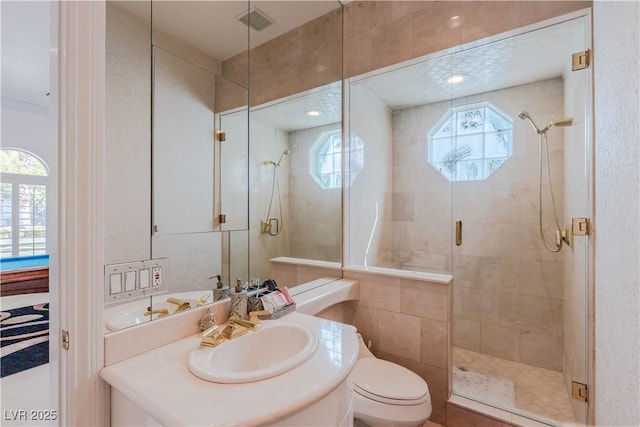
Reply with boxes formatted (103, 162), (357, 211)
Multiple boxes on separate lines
(455, 220), (462, 246)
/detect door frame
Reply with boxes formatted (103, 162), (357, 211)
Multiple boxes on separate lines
(57, 1), (108, 425)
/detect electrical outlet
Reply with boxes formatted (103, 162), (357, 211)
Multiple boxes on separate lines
(104, 258), (169, 306)
(152, 267), (162, 287)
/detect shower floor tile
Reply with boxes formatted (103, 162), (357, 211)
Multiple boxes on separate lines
(453, 347), (577, 424)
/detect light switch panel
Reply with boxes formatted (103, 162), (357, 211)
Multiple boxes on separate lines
(139, 269), (150, 289)
(124, 271), (136, 292)
(109, 273), (122, 295)
(104, 258), (169, 305)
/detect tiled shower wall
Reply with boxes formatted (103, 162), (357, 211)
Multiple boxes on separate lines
(392, 79), (565, 371)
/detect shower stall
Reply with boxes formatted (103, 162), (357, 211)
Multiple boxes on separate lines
(346, 12), (592, 426)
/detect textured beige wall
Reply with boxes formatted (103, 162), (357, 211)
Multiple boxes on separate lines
(593, 2), (640, 426)
(223, 8), (342, 107)
(271, 262), (341, 290)
(343, 1), (590, 78)
(105, 2), (152, 264)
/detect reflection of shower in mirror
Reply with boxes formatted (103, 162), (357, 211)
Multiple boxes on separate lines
(262, 149), (291, 236)
(263, 149), (291, 167)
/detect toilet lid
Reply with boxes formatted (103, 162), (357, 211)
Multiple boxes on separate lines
(352, 358), (429, 402)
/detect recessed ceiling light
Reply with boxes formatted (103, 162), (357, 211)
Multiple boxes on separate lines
(306, 110), (321, 117)
(447, 74), (466, 85)
(447, 15), (465, 28)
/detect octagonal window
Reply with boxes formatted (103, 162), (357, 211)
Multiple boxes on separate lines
(427, 102), (513, 181)
(310, 129), (364, 189)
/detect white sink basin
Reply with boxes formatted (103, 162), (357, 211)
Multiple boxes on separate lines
(105, 291), (211, 331)
(188, 321), (317, 383)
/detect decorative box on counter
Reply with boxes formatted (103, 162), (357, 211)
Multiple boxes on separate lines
(247, 284), (296, 319)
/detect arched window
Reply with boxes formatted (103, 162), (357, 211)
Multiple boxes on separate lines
(0, 149), (48, 257)
(309, 129), (364, 189)
(427, 102), (513, 181)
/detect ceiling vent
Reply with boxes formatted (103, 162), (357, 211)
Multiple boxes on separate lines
(237, 7), (275, 32)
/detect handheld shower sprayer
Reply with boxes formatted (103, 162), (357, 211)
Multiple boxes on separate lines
(518, 111), (540, 133)
(518, 111), (574, 253)
(518, 111), (573, 134)
(277, 149), (291, 166)
(261, 149), (291, 237)
(263, 149), (291, 167)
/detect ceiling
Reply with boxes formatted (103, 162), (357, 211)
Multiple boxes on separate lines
(250, 82), (341, 132)
(252, 18), (585, 132)
(355, 18), (585, 111)
(1, 1), (340, 108)
(2, 1), (583, 129)
(149, 1), (341, 61)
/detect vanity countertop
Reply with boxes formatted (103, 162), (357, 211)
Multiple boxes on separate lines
(100, 312), (358, 426)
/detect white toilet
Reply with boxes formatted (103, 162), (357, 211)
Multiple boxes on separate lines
(351, 334), (432, 427)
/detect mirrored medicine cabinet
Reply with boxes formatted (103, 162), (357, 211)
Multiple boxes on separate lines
(104, 0), (344, 332)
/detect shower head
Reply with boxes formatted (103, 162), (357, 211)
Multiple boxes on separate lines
(263, 150), (291, 167)
(276, 149), (291, 166)
(518, 111), (541, 133)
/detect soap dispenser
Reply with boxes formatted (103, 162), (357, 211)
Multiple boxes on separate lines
(211, 275), (230, 301)
(230, 277), (249, 319)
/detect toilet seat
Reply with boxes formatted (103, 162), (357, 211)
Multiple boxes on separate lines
(352, 358), (430, 406)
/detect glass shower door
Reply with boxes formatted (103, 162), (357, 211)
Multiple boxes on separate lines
(450, 14), (592, 425)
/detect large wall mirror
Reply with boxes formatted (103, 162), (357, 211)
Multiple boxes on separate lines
(104, 0), (343, 332)
(150, 1), (250, 297)
(242, 1), (344, 282)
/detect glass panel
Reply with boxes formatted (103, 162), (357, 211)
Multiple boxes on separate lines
(347, 51), (453, 273)
(249, 83), (343, 276)
(455, 109), (485, 135)
(17, 184), (46, 256)
(455, 135), (484, 159)
(218, 76), (249, 232)
(152, 46), (216, 235)
(1, 182), (13, 257)
(150, 0), (251, 303)
(0, 150), (47, 176)
(485, 107), (512, 132)
(450, 16), (591, 426)
(484, 131), (511, 158)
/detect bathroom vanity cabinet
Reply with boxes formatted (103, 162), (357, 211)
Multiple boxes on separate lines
(100, 313), (358, 426)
